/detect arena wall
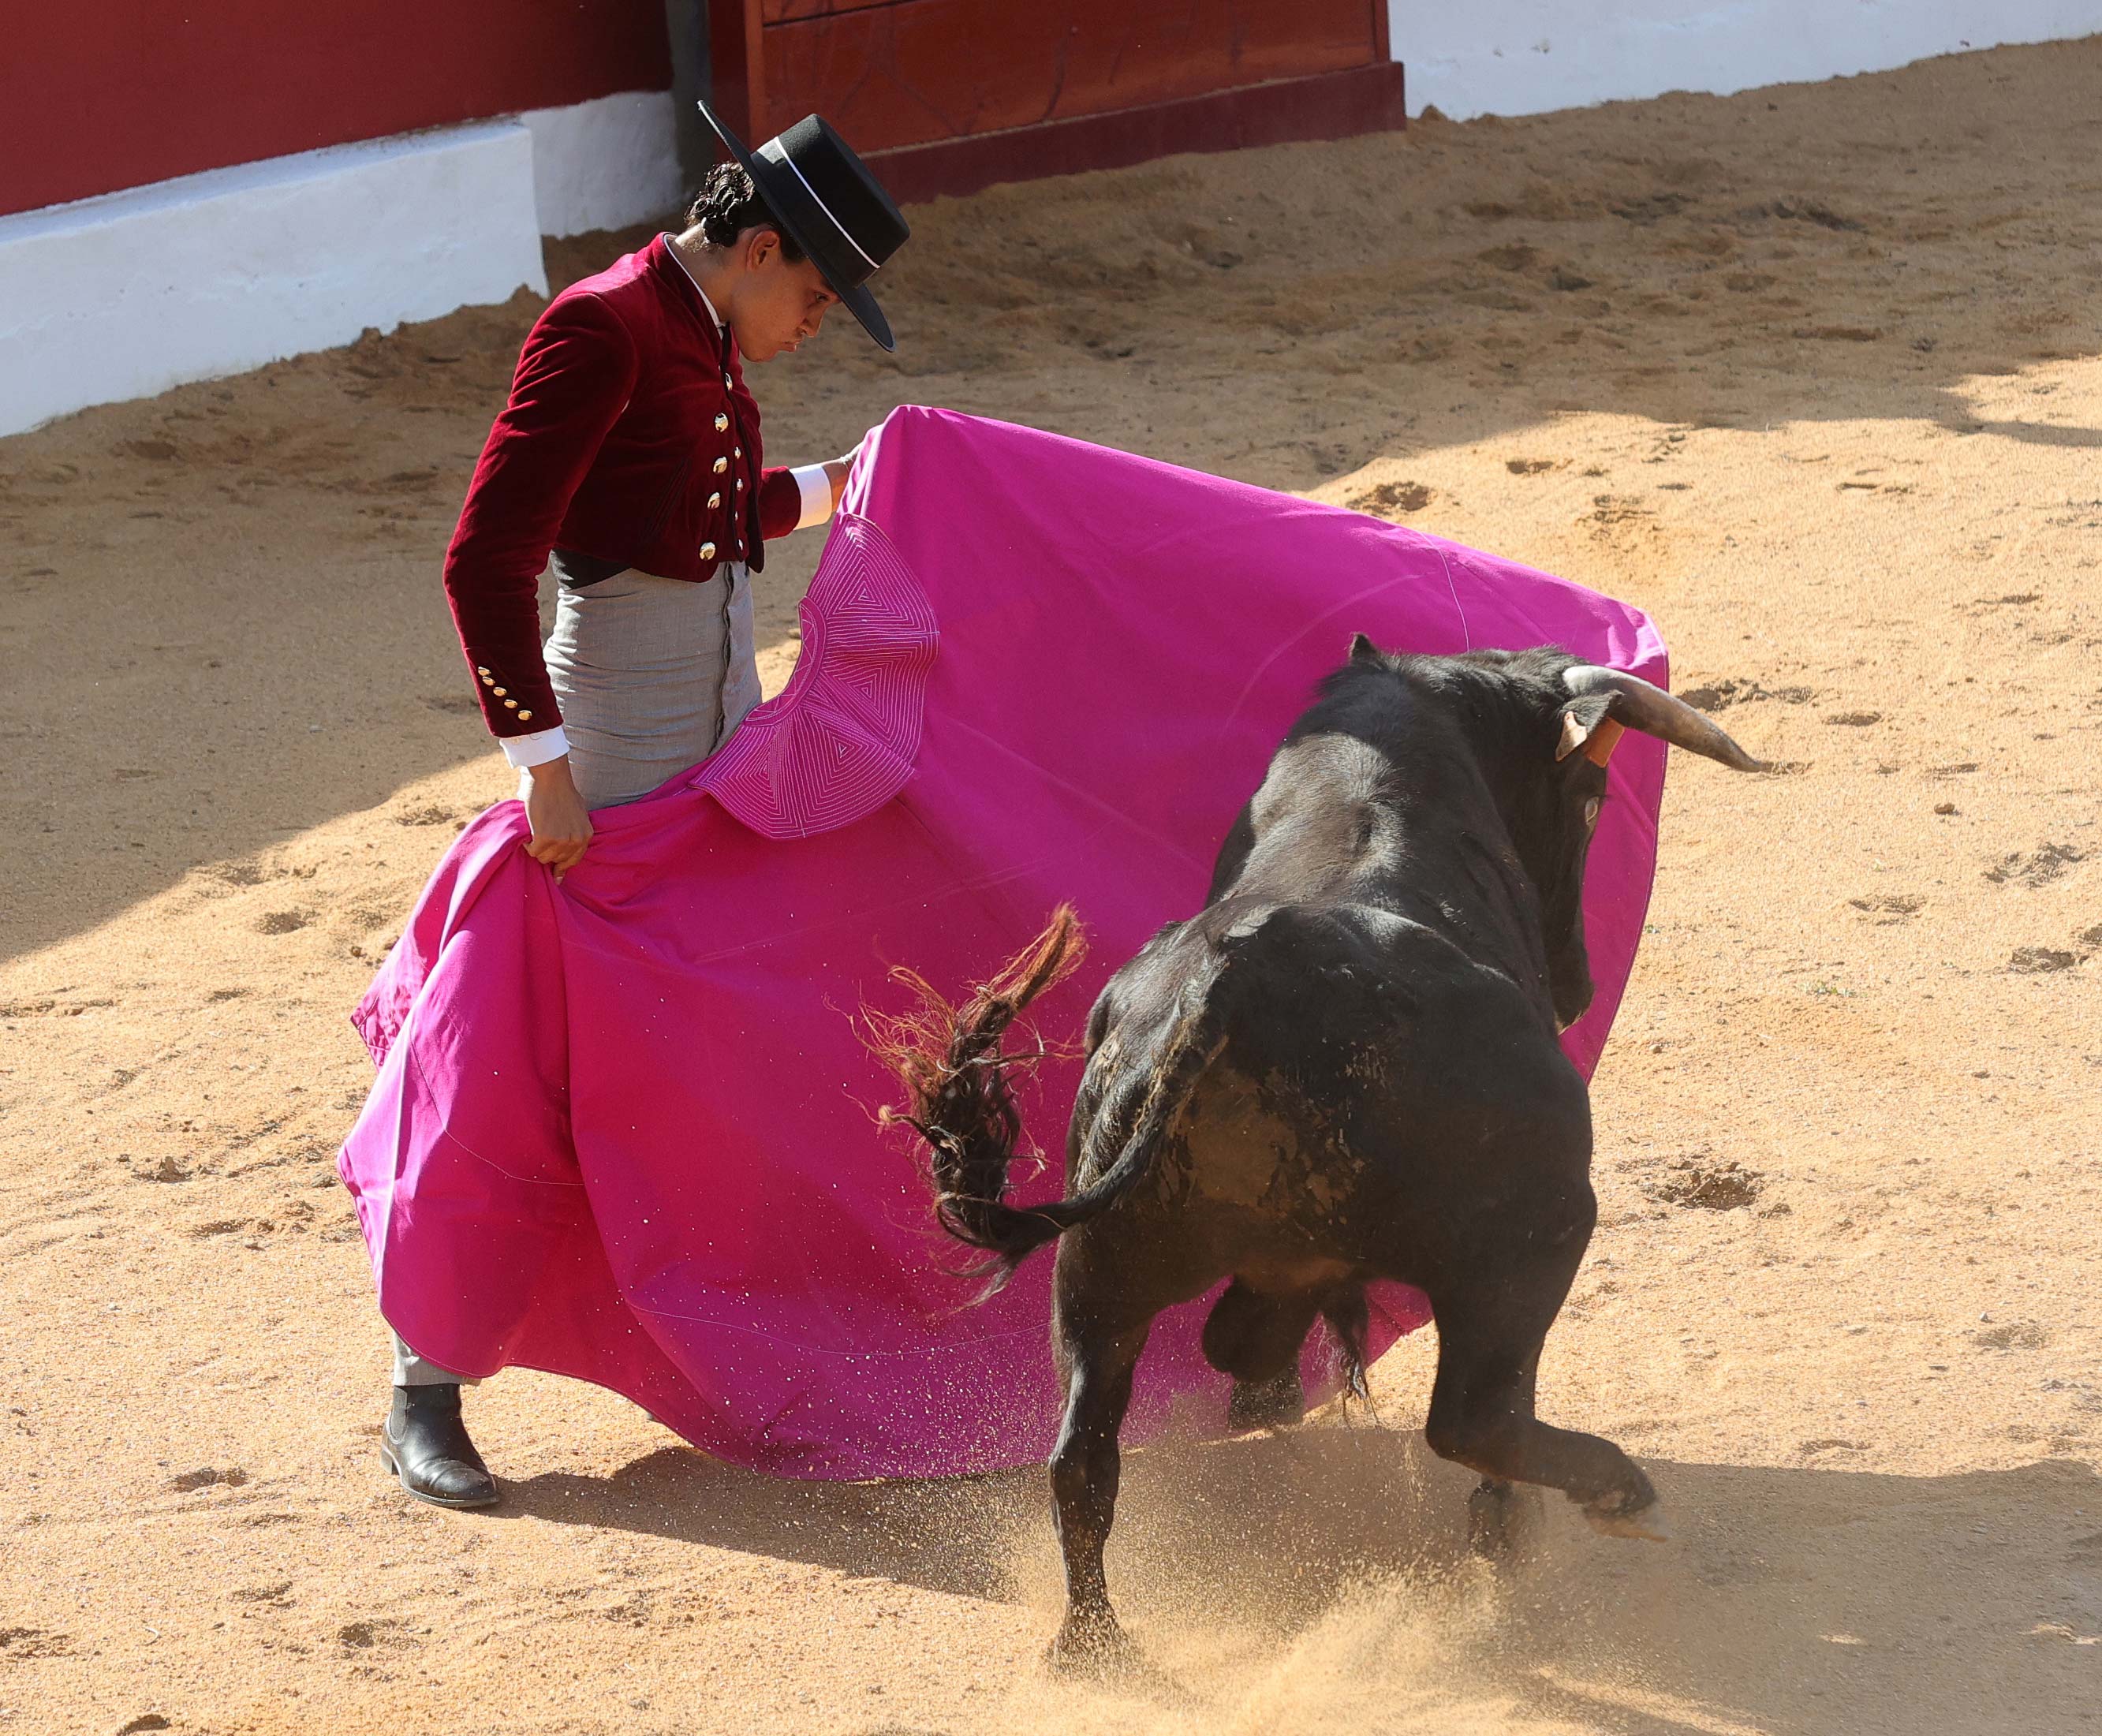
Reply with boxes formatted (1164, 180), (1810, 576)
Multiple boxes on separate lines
(1392, 0), (2102, 118)
(0, 0), (684, 441)
(9, 6), (2102, 435)
(0, 126), (548, 440)
(0, 2), (671, 219)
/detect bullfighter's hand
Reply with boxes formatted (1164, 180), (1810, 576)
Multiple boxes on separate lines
(523, 756), (593, 881)
(825, 428), (881, 511)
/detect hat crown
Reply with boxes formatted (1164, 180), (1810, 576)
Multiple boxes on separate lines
(762, 116), (909, 283)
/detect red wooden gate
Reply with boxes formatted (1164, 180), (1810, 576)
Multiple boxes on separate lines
(708, 0), (1404, 202)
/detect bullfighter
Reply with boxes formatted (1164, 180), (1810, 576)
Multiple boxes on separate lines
(379, 105), (909, 1508)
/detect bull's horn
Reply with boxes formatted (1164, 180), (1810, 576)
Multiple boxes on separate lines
(1562, 666), (1765, 771)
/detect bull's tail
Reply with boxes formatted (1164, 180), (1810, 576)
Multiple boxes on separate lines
(869, 908), (1089, 1282)
(958, 976), (1226, 1279)
(872, 909), (1226, 1294)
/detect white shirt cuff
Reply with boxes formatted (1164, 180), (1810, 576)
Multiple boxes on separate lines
(791, 463), (834, 532)
(499, 724), (570, 769)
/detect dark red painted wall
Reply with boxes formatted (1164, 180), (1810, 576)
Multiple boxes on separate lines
(1, 4), (671, 218)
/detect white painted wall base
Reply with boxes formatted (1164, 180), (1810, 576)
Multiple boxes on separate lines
(522, 89), (683, 237)
(1392, 0), (2102, 119)
(0, 125), (547, 439)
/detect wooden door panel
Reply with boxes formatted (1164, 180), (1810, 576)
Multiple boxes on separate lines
(759, 0), (1380, 151)
(763, 0), (897, 20)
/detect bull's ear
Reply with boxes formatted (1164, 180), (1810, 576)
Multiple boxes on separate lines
(1555, 692), (1620, 763)
(1349, 632), (1384, 665)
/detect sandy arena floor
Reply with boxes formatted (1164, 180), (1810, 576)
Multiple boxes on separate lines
(3, 35), (2100, 1736)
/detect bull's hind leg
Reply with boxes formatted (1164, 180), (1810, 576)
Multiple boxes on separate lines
(1047, 1283), (1153, 1671)
(1424, 1249), (1667, 1542)
(1466, 1477), (1530, 1559)
(1046, 1219), (1223, 1671)
(1464, 1353), (1544, 1561)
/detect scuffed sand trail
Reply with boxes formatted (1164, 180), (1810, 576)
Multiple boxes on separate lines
(3, 35), (2100, 1736)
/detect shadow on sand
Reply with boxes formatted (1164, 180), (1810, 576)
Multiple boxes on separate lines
(495, 1421), (2100, 1734)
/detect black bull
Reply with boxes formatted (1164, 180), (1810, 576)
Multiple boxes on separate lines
(877, 640), (1760, 1667)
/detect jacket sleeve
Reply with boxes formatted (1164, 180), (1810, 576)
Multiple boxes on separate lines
(757, 465), (806, 542)
(442, 293), (639, 738)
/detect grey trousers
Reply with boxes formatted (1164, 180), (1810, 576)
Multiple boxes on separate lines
(392, 1331), (476, 1387)
(526, 560), (761, 810)
(387, 561), (763, 1388)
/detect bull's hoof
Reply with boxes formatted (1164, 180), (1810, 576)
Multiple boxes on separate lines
(1582, 1496), (1674, 1542)
(1227, 1368), (1306, 1432)
(1047, 1607), (1137, 1677)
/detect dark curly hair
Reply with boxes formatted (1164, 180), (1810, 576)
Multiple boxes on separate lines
(684, 162), (806, 260)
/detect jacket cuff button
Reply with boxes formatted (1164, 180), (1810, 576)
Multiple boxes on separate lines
(517, 710), (532, 722)
(504, 698), (519, 709)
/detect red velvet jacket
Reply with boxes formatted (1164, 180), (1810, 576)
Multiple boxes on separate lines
(442, 234), (805, 739)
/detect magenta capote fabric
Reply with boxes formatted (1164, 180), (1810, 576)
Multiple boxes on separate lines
(340, 407), (1671, 1480)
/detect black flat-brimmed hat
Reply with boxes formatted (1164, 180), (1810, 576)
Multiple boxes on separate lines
(697, 101), (909, 351)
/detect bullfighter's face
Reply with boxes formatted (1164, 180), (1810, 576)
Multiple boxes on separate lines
(730, 230), (841, 362)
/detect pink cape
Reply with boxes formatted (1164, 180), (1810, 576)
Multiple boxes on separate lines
(341, 408), (1670, 1480)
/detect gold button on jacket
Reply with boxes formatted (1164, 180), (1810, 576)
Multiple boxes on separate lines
(714, 413), (730, 432)
(712, 457), (728, 475)
(700, 542), (717, 560)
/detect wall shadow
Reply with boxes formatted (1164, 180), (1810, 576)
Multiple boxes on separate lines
(495, 1424), (2099, 1734)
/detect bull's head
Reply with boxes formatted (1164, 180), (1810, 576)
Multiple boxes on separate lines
(1533, 662), (1762, 1030)
(1332, 639), (1762, 1034)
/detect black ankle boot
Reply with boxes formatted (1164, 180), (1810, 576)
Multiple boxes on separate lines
(381, 1383), (498, 1509)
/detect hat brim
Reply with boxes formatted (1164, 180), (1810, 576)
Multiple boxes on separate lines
(696, 100), (896, 353)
